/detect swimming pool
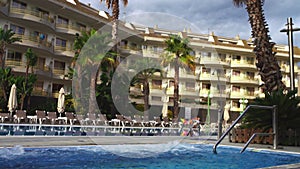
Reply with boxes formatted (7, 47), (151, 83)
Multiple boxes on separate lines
(1, 144), (299, 169)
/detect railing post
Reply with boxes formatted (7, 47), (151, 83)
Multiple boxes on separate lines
(273, 105), (278, 149)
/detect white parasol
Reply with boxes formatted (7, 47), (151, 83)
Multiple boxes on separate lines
(223, 104), (230, 123)
(7, 84), (17, 116)
(57, 87), (65, 117)
(162, 95), (169, 118)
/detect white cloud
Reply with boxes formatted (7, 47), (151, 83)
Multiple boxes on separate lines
(80, 0), (300, 46)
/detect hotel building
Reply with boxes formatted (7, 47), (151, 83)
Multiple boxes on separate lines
(1, 0), (300, 122)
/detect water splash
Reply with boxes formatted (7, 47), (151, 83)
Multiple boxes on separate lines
(0, 145), (25, 159)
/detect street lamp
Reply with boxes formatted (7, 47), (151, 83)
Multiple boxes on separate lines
(280, 17), (300, 91)
(239, 98), (248, 114)
(203, 90), (213, 124)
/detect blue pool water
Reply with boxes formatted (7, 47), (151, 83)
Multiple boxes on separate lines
(1, 144), (300, 169)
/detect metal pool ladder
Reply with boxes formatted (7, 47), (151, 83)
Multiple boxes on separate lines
(213, 105), (278, 154)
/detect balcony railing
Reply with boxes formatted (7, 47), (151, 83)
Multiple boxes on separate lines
(5, 59), (23, 67)
(53, 68), (65, 76)
(56, 23), (87, 33)
(13, 34), (53, 51)
(10, 7), (54, 25)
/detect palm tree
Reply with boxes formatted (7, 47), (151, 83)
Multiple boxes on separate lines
(76, 31), (111, 115)
(25, 48), (37, 77)
(100, 0), (128, 61)
(242, 90), (300, 144)
(233, 0), (285, 93)
(130, 57), (162, 112)
(0, 67), (12, 106)
(162, 35), (195, 119)
(0, 27), (21, 69)
(24, 48), (37, 110)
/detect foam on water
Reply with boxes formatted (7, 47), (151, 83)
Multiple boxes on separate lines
(100, 140), (181, 158)
(0, 145), (25, 159)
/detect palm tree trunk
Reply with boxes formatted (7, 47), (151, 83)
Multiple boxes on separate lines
(245, 0), (285, 92)
(143, 80), (149, 112)
(88, 70), (98, 114)
(112, 0), (120, 62)
(173, 54), (180, 119)
(0, 48), (5, 69)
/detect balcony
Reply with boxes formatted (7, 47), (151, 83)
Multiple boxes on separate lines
(53, 67), (65, 78)
(32, 89), (48, 97)
(9, 7), (55, 29)
(13, 35), (53, 52)
(230, 76), (259, 85)
(55, 23), (87, 35)
(54, 45), (74, 57)
(231, 60), (256, 69)
(199, 73), (228, 82)
(120, 45), (142, 55)
(199, 57), (230, 66)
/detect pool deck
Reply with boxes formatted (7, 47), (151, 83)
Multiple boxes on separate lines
(0, 135), (299, 168)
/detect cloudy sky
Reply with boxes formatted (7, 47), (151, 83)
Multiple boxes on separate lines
(82, 0), (300, 47)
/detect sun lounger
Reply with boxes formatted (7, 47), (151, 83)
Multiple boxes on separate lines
(0, 113), (10, 123)
(133, 115), (144, 127)
(47, 112), (58, 125)
(14, 110), (27, 123)
(65, 112), (76, 125)
(75, 114), (85, 125)
(97, 114), (109, 126)
(36, 110), (46, 125)
(86, 113), (97, 125)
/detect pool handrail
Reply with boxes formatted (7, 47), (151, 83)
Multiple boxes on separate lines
(213, 105), (277, 154)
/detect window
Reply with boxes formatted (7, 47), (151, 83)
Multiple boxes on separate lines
(7, 50), (22, 61)
(54, 61), (65, 70)
(76, 22), (86, 31)
(202, 67), (211, 74)
(56, 38), (67, 47)
(52, 84), (63, 93)
(202, 83), (210, 90)
(10, 24), (25, 35)
(218, 53), (226, 61)
(232, 86), (240, 92)
(12, 0), (26, 9)
(202, 52), (211, 57)
(232, 70), (240, 76)
(246, 57), (254, 64)
(34, 81), (44, 91)
(57, 16), (69, 25)
(186, 82), (195, 91)
(152, 80), (162, 89)
(36, 57), (45, 70)
(246, 72), (255, 80)
(247, 87), (255, 96)
(232, 55), (241, 61)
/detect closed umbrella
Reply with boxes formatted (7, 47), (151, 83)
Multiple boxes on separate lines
(7, 84), (17, 117)
(57, 87), (65, 117)
(223, 104), (230, 123)
(162, 95), (169, 119)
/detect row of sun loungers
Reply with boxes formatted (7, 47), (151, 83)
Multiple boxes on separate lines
(0, 110), (187, 128)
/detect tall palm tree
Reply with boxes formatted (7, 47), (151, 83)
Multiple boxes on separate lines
(130, 57), (162, 112)
(76, 31), (111, 115)
(100, 0), (128, 61)
(0, 27), (21, 69)
(0, 67), (12, 105)
(162, 35), (195, 119)
(233, 0), (285, 93)
(24, 48), (37, 110)
(25, 48), (37, 77)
